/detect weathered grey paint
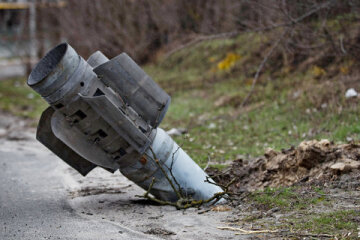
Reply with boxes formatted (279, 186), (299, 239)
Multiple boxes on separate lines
(36, 107), (97, 176)
(87, 51), (109, 68)
(28, 43), (223, 202)
(94, 53), (171, 128)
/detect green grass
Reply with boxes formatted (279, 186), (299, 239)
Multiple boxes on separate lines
(0, 77), (47, 119)
(245, 187), (359, 238)
(303, 211), (359, 233)
(292, 210), (360, 238)
(249, 187), (327, 211)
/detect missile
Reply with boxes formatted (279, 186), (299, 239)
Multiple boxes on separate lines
(27, 43), (222, 202)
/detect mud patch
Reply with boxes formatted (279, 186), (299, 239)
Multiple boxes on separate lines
(207, 139), (360, 192)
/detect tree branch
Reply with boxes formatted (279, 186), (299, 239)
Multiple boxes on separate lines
(239, 29), (288, 107)
(163, 0), (334, 60)
(139, 147), (236, 209)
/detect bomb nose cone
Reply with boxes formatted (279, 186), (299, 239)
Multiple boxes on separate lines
(27, 42), (80, 97)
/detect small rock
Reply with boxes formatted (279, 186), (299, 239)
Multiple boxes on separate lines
(264, 148), (278, 159)
(344, 159), (360, 169)
(0, 128), (7, 138)
(329, 161), (359, 172)
(319, 139), (331, 147)
(330, 162), (347, 171)
(27, 93), (35, 99)
(166, 128), (187, 136)
(208, 123), (216, 129)
(292, 91), (301, 99)
(345, 88), (358, 98)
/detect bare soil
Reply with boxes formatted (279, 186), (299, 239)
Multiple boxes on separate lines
(206, 139), (360, 192)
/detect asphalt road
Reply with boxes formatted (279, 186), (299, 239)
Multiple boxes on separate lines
(0, 140), (158, 240)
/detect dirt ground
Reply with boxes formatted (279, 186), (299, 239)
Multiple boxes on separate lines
(1, 112), (359, 239)
(206, 139), (360, 192)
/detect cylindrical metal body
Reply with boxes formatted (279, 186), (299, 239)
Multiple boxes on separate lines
(128, 128), (223, 201)
(28, 43), (222, 202)
(87, 51), (109, 68)
(94, 53), (171, 128)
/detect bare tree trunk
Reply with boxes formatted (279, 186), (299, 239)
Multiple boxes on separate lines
(26, 0), (37, 76)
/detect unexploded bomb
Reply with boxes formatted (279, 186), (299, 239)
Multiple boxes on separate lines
(27, 43), (222, 202)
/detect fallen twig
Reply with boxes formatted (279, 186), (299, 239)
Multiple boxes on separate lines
(138, 147), (235, 209)
(292, 233), (334, 238)
(218, 227), (334, 238)
(280, 231), (334, 238)
(217, 226), (278, 235)
(148, 147), (182, 200)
